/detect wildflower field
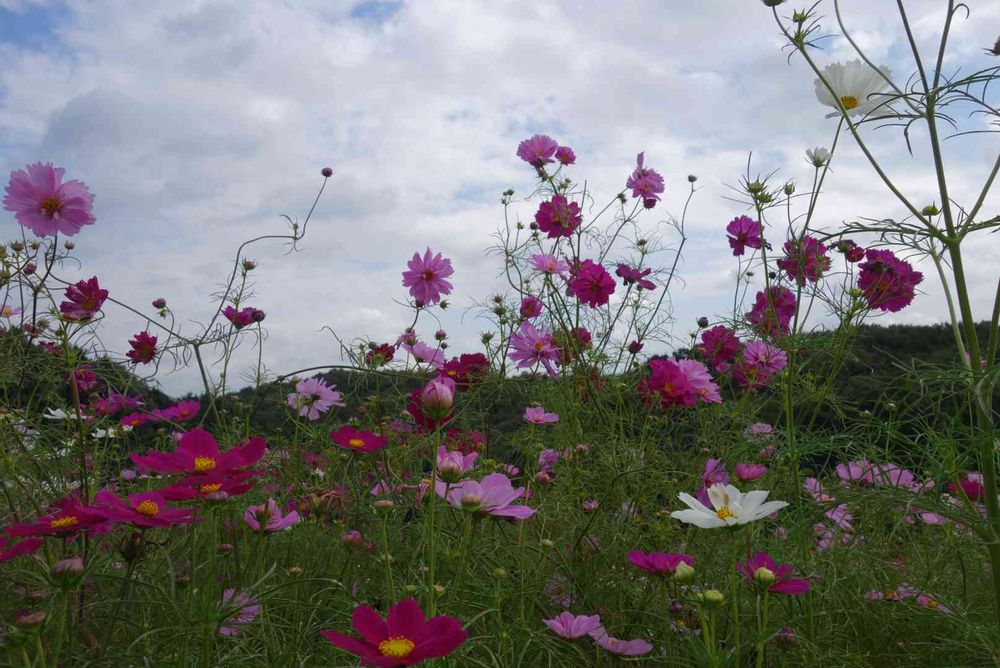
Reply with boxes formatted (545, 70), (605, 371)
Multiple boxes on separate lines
(1, 2), (999, 666)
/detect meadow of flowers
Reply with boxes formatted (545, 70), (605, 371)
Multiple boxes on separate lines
(1, 3), (999, 667)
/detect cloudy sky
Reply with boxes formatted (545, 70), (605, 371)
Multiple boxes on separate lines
(1, 0), (998, 396)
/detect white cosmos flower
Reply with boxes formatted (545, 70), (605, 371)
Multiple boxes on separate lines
(670, 483), (788, 529)
(814, 59), (892, 118)
(806, 147), (830, 167)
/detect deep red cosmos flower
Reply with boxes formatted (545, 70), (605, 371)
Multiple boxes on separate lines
(157, 470), (258, 501)
(568, 260), (615, 308)
(320, 598), (468, 666)
(330, 426), (388, 453)
(7, 496), (108, 539)
(737, 552), (810, 595)
(130, 428), (266, 476)
(126, 331), (158, 364)
(615, 263), (656, 290)
(857, 248), (924, 313)
(439, 353), (489, 390)
(60, 276), (108, 322)
(366, 343), (396, 367)
(0, 535), (43, 562)
(627, 550), (694, 575)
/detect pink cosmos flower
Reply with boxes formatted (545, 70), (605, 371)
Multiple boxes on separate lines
(589, 628), (653, 656)
(508, 321), (561, 378)
(222, 306), (261, 329)
(568, 260), (615, 308)
(677, 359), (722, 404)
(916, 594), (953, 614)
(158, 470), (257, 501)
(777, 236), (831, 284)
(627, 550), (694, 575)
(555, 145), (576, 165)
(0, 535), (43, 562)
(60, 276), (108, 322)
(625, 152), (665, 208)
(857, 249), (924, 313)
(1, 305), (22, 318)
(441, 472), (534, 519)
(726, 215), (763, 256)
(519, 295), (543, 319)
(68, 364), (99, 393)
(130, 428), (266, 476)
(244, 498), (300, 533)
(696, 458), (730, 506)
(836, 460), (875, 484)
(698, 326), (742, 368)
(287, 377), (345, 421)
(615, 264), (656, 290)
(436, 446), (477, 482)
(156, 399), (201, 422)
(126, 331), (157, 365)
(321, 598), (468, 666)
(3, 162), (95, 237)
(543, 612), (602, 639)
(329, 426), (388, 453)
(734, 340), (788, 390)
(407, 341), (445, 369)
(535, 195), (582, 238)
(804, 478), (836, 504)
(93, 490), (193, 528)
(744, 422), (774, 440)
(638, 358), (697, 409)
(402, 248), (454, 306)
(746, 287), (796, 338)
(219, 589), (260, 636)
(866, 584), (918, 602)
(737, 552), (810, 595)
(439, 353), (489, 390)
(735, 463), (768, 482)
(524, 406), (559, 424)
(530, 253), (571, 277)
(517, 134), (559, 167)
(948, 472), (985, 501)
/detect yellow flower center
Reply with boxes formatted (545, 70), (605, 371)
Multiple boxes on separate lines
(136, 500), (160, 517)
(840, 95), (859, 110)
(39, 196), (62, 216)
(193, 457), (216, 473)
(924, 598), (938, 608)
(378, 636), (415, 658)
(347, 438), (365, 448)
(50, 516), (78, 530)
(716, 506), (735, 521)
(533, 341), (545, 352)
(662, 382), (674, 393)
(201, 483), (222, 494)
(1, 307), (12, 316)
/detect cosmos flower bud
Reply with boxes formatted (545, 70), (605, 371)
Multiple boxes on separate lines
(420, 378), (454, 421)
(704, 589), (726, 606)
(64, 240), (75, 250)
(921, 204), (940, 217)
(321, 166), (333, 177)
(540, 538), (555, 549)
(783, 181), (795, 195)
(688, 174), (698, 183)
(287, 566), (304, 576)
(50, 557), (85, 587)
(22, 262), (36, 275)
(459, 493), (481, 510)
(373, 500), (395, 515)
(775, 626), (796, 647)
(341, 530), (364, 548)
(755, 566), (777, 587)
(697, 316), (709, 328)
(628, 340), (644, 354)
(15, 610), (47, 630)
(761, 0), (786, 5)
(242, 258), (257, 271)
(152, 298), (167, 309)
(403, 584), (418, 595)
(492, 567), (508, 581)
(674, 561), (695, 583)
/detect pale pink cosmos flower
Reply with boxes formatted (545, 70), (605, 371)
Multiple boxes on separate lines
(524, 406), (559, 424)
(244, 498), (300, 533)
(408, 341), (445, 369)
(4, 162), (95, 237)
(589, 628), (653, 656)
(286, 377), (345, 421)
(530, 253), (571, 277)
(735, 463), (767, 482)
(509, 321), (562, 378)
(677, 359), (722, 404)
(436, 445), (478, 482)
(440, 472), (534, 519)
(219, 589), (260, 636)
(543, 612), (602, 639)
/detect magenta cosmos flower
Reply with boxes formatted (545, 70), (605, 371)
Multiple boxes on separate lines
(220, 589), (260, 636)
(554, 145), (576, 165)
(130, 428), (266, 476)
(158, 470), (257, 501)
(698, 326), (742, 368)
(625, 152), (665, 208)
(508, 321), (562, 378)
(524, 406), (559, 424)
(735, 463), (768, 482)
(638, 358), (697, 409)
(7, 496), (107, 539)
(126, 331), (157, 365)
(615, 263), (655, 290)
(737, 552), (810, 595)
(287, 377), (345, 421)
(329, 425), (387, 453)
(402, 248), (454, 306)
(516, 134), (559, 168)
(244, 498), (300, 533)
(223, 306), (264, 329)
(677, 359), (722, 404)
(519, 294), (543, 319)
(60, 276), (108, 322)
(441, 472), (535, 519)
(627, 550), (694, 575)
(568, 259), (615, 308)
(777, 235), (831, 285)
(530, 253), (571, 277)
(93, 489), (193, 528)
(535, 195), (582, 238)
(543, 612), (602, 639)
(0, 535), (43, 562)
(321, 598), (468, 667)
(857, 248), (923, 312)
(3, 162), (95, 237)
(746, 287), (796, 338)
(726, 215), (763, 256)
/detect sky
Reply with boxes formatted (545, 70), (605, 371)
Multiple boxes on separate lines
(1, 0), (998, 396)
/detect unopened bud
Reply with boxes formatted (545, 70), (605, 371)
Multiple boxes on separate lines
(50, 557), (85, 587)
(704, 589), (726, 606)
(374, 499), (395, 515)
(539, 538), (555, 549)
(674, 561), (695, 583)
(921, 204), (940, 217)
(755, 566), (777, 587)
(287, 566), (304, 576)
(492, 567), (508, 581)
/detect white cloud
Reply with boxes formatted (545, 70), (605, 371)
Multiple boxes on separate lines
(0, 0), (997, 394)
